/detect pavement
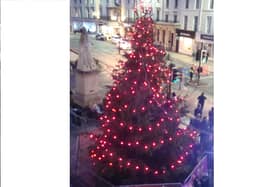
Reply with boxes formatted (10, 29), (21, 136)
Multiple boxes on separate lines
(168, 51), (214, 73)
(70, 33), (213, 119)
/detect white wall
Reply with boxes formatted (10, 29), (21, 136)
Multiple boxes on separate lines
(161, 0), (213, 33)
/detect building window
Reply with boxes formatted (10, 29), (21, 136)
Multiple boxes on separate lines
(75, 8), (78, 17)
(127, 0), (130, 4)
(196, 0), (200, 9)
(184, 16), (188, 30)
(185, 0), (189, 8)
(175, 0), (178, 8)
(163, 30), (166, 45)
(157, 29), (160, 41)
(80, 7), (83, 17)
(74, 0), (77, 4)
(210, 0), (214, 9)
(88, 8), (91, 18)
(156, 10), (160, 21)
(79, 0), (81, 4)
(166, 0), (169, 9)
(174, 15), (177, 23)
(99, 5), (102, 16)
(194, 16), (198, 31)
(207, 16), (212, 34)
(165, 15), (168, 22)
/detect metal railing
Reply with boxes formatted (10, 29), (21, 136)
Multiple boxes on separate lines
(183, 155), (208, 186)
(117, 183), (181, 187)
(155, 20), (180, 24)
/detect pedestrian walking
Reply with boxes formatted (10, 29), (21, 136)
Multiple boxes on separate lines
(194, 104), (202, 118)
(206, 51), (209, 63)
(197, 66), (203, 83)
(201, 116), (209, 131)
(197, 92), (207, 113)
(189, 66), (194, 82)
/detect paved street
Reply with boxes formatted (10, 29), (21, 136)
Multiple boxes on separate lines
(70, 33), (213, 117)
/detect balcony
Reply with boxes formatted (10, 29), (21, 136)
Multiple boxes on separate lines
(155, 20), (181, 25)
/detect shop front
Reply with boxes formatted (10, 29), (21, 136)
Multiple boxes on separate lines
(196, 34), (214, 59)
(154, 22), (180, 52)
(175, 29), (196, 56)
(99, 21), (122, 37)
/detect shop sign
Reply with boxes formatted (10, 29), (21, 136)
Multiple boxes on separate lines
(176, 29), (195, 39)
(201, 34), (214, 41)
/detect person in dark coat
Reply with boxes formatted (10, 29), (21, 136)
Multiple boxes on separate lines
(194, 104), (202, 118)
(208, 107), (214, 130)
(201, 116), (209, 131)
(189, 66), (194, 82)
(197, 92), (207, 113)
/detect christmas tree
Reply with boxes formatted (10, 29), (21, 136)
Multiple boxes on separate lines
(89, 7), (198, 185)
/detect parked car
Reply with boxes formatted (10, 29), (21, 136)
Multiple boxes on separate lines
(117, 39), (132, 50)
(96, 33), (106, 40)
(111, 35), (122, 44)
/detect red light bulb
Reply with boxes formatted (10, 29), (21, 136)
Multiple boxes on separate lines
(127, 162), (131, 166)
(154, 171), (159, 175)
(177, 160), (182, 164)
(152, 142), (156, 147)
(119, 157), (123, 161)
(160, 140), (164, 144)
(109, 153), (113, 156)
(109, 162), (113, 166)
(136, 166), (140, 170)
(145, 167), (149, 171)
(171, 165), (175, 169)
(89, 134), (94, 139)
